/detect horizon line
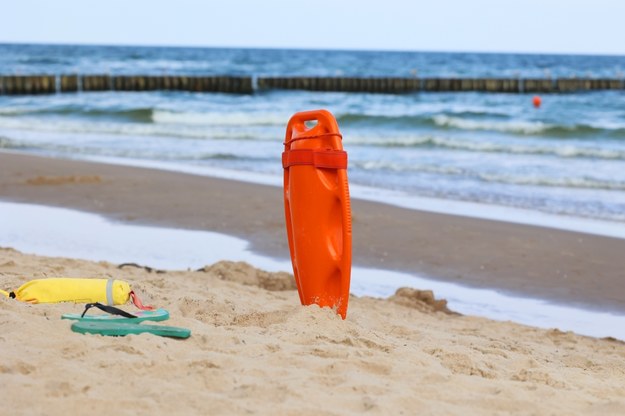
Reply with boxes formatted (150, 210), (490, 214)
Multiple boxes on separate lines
(1, 40), (624, 59)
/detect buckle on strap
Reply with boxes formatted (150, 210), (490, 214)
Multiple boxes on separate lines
(282, 149), (347, 169)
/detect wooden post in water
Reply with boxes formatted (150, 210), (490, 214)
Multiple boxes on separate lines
(162, 76), (171, 90)
(0, 75), (56, 94)
(33, 75), (55, 94)
(60, 75), (79, 92)
(81, 75), (111, 91)
(557, 78), (592, 92)
(35, 76), (55, 94)
(113, 75), (124, 90)
(472, 79), (486, 91)
(589, 79), (623, 90)
(523, 79), (553, 93)
(460, 79), (473, 91)
(423, 78), (438, 91)
(485, 79), (500, 92)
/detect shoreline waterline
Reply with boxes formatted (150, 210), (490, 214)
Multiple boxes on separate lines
(1, 200), (624, 341)
(4, 149), (623, 240)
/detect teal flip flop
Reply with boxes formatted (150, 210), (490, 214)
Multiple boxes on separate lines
(71, 321), (191, 339)
(62, 307), (170, 323)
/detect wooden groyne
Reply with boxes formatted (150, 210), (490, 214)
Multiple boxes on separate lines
(259, 77), (625, 93)
(257, 77), (423, 93)
(1, 75), (624, 95)
(1, 75), (254, 94)
(0, 75), (57, 94)
(110, 75), (253, 93)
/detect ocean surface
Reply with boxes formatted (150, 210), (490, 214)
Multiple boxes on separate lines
(1, 44), (625, 223)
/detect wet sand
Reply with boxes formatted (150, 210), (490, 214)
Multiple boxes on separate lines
(1, 151), (624, 312)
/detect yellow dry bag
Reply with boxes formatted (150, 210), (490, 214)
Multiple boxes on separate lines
(0, 278), (149, 308)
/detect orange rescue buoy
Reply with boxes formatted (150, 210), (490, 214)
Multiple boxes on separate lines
(533, 95), (542, 108)
(282, 109), (352, 319)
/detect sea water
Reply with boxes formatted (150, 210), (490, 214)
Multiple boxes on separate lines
(1, 45), (624, 337)
(1, 44), (625, 223)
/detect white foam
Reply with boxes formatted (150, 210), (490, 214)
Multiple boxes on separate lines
(346, 133), (625, 160)
(0, 116), (278, 141)
(0, 201), (623, 341)
(433, 114), (548, 134)
(152, 110), (289, 126)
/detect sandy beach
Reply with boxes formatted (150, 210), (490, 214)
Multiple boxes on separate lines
(1, 151), (625, 415)
(2, 248), (625, 415)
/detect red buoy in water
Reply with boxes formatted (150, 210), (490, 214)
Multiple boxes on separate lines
(533, 95), (542, 108)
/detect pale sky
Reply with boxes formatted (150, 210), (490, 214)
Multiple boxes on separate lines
(1, 0), (624, 55)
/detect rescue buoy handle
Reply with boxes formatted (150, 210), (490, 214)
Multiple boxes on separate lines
(285, 109), (340, 149)
(287, 109), (339, 131)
